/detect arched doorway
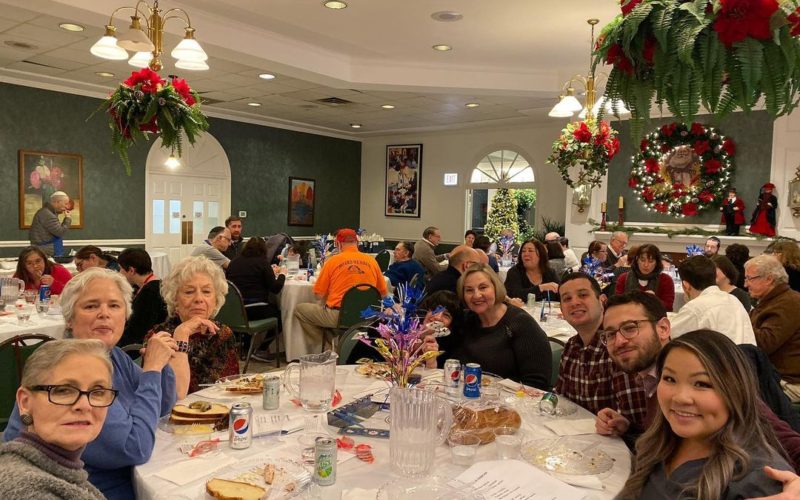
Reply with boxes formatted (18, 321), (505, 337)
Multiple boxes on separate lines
(466, 149), (536, 237)
(144, 133), (231, 264)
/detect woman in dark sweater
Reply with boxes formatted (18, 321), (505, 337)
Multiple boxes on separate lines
(226, 236), (286, 320)
(711, 255), (752, 311)
(614, 244), (674, 311)
(448, 264), (551, 390)
(504, 239), (560, 302)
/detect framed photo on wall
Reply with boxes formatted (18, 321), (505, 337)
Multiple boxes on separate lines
(288, 177), (315, 226)
(385, 144), (422, 218)
(19, 150), (84, 229)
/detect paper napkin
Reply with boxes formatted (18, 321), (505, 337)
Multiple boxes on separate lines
(544, 418), (598, 436)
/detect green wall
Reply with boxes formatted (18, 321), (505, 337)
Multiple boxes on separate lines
(0, 82), (360, 256)
(606, 111), (773, 224)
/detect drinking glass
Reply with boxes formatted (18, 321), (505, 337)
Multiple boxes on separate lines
(390, 387), (453, 476)
(23, 290), (37, 304)
(448, 431), (481, 466)
(15, 304), (32, 324)
(494, 426), (523, 459)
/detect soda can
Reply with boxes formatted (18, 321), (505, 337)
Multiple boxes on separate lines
(262, 376), (280, 411)
(539, 392), (559, 415)
(444, 359), (461, 393)
(38, 284), (51, 303)
(314, 436), (337, 486)
(229, 402), (253, 449)
(463, 363), (482, 399)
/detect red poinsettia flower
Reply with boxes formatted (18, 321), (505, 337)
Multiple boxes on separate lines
(694, 140), (710, 156)
(722, 139), (736, 156)
(671, 190), (685, 199)
(642, 187), (656, 202)
(573, 122), (593, 143)
(672, 182), (685, 191)
(606, 44), (634, 75)
(171, 77), (196, 106)
(681, 202), (698, 216)
(660, 123), (677, 137)
(124, 68), (164, 94)
(654, 202), (668, 213)
(139, 117), (159, 133)
(640, 139), (649, 152)
(713, 0), (778, 47)
(645, 157), (660, 174)
(789, 7), (800, 36)
(698, 191), (714, 203)
(704, 158), (721, 174)
(660, 143), (671, 153)
(690, 122), (705, 136)
(605, 137), (620, 158)
(642, 37), (656, 65)
(628, 176), (638, 188)
(621, 0), (643, 16)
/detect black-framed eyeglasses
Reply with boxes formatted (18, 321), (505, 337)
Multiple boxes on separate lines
(599, 319), (654, 346)
(743, 274), (763, 283)
(31, 384), (118, 407)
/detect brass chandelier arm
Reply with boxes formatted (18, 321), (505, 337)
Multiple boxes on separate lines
(162, 8), (193, 28)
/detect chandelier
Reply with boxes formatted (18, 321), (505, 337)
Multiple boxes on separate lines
(90, 0), (208, 72)
(548, 19), (629, 120)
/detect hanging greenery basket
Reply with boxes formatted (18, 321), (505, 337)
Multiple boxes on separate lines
(593, 0), (800, 139)
(547, 117), (621, 188)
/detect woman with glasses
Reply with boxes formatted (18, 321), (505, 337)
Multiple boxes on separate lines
(614, 244), (674, 311)
(13, 246), (72, 295)
(3, 268), (188, 500)
(617, 330), (791, 499)
(0, 339), (114, 499)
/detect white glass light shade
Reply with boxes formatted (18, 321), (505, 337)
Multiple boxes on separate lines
(165, 156), (181, 169)
(171, 37), (208, 62)
(117, 26), (155, 52)
(549, 97), (579, 118)
(90, 35), (129, 60)
(559, 95), (583, 113)
(128, 51), (152, 68)
(175, 59), (209, 71)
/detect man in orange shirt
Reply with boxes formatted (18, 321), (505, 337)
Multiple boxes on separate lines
(294, 228), (388, 351)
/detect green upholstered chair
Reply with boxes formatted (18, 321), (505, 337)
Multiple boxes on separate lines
(0, 334), (55, 431)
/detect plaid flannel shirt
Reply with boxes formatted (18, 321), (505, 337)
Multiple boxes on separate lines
(555, 331), (648, 429)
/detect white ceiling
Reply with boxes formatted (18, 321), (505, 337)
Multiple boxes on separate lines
(0, 0), (621, 137)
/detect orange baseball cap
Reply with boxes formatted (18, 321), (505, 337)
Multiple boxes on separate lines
(336, 228), (358, 243)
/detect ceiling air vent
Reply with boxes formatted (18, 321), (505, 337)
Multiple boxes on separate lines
(316, 97), (352, 106)
(5, 40), (38, 50)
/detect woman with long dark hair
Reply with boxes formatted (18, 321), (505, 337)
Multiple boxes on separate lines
(504, 239), (559, 301)
(13, 246), (72, 295)
(614, 244), (674, 311)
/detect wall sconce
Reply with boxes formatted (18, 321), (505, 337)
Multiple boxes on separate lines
(790, 165), (800, 217)
(572, 181), (592, 213)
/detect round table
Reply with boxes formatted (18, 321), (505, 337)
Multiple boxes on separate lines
(279, 279), (319, 362)
(0, 308), (65, 343)
(133, 365), (630, 499)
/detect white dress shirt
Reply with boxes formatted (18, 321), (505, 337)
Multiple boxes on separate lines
(670, 285), (756, 345)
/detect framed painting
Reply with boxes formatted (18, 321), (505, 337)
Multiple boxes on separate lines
(19, 150), (84, 229)
(385, 144), (422, 218)
(288, 177), (315, 226)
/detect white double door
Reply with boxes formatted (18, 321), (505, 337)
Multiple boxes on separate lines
(147, 174), (225, 264)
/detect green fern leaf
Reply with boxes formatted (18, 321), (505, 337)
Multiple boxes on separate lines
(733, 38), (763, 106)
(652, 2), (676, 49)
(622, 2), (655, 55)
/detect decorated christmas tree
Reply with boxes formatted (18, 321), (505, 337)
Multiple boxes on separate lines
(484, 188), (519, 241)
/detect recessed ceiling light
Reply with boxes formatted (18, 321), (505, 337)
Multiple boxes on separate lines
(58, 22), (85, 32)
(95, 71), (115, 78)
(247, 102), (261, 107)
(258, 73), (276, 80)
(350, 123), (362, 129)
(381, 104), (395, 109)
(465, 102), (480, 108)
(431, 11), (463, 22)
(432, 44), (452, 52)
(323, 1), (348, 9)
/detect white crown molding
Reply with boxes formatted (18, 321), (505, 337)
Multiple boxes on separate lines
(0, 239), (146, 249)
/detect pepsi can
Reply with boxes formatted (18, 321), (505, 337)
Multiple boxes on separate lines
(463, 363), (482, 398)
(38, 284), (51, 302)
(444, 359), (461, 394)
(229, 402), (253, 449)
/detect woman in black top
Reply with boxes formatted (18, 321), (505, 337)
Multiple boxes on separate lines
(711, 255), (752, 311)
(504, 239), (560, 302)
(226, 237), (286, 320)
(447, 264), (551, 390)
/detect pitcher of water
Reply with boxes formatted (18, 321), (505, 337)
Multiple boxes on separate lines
(285, 254), (300, 278)
(390, 387), (453, 476)
(282, 351), (337, 413)
(0, 277), (24, 307)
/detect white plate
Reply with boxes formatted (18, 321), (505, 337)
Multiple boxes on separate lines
(205, 456), (311, 499)
(521, 438), (614, 476)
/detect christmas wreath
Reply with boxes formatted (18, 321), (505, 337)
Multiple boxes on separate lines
(98, 68), (209, 175)
(628, 122), (735, 217)
(547, 118), (621, 188)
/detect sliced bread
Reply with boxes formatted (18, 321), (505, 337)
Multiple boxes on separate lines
(206, 478), (266, 500)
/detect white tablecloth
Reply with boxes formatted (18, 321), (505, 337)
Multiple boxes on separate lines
(279, 279), (319, 362)
(0, 310), (65, 343)
(133, 365), (630, 499)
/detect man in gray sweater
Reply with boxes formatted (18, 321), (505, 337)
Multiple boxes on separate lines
(29, 191), (71, 256)
(413, 226), (448, 280)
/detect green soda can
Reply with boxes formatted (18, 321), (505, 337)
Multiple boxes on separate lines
(314, 437), (337, 486)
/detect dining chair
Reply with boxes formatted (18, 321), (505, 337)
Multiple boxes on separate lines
(326, 283), (382, 353)
(548, 338), (566, 390)
(120, 343), (144, 367)
(0, 334), (55, 431)
(375, 251), (391, 272)
(215, 281), (280, 373)
(335, 319), (377, 365)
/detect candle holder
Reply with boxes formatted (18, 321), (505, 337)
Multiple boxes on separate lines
(617, 208), (625, 227)
(600, 209), (607, 231)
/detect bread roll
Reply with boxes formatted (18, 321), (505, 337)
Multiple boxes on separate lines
(206, 478), (266, 500)
(451, 405), (522, 444)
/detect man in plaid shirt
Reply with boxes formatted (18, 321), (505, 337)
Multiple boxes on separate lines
(555, 273), (648, 431)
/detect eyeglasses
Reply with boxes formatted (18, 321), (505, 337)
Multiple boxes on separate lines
(31, 384), (118, 407)
(743, 275), (763, 283)
(598, 319), (653, 345)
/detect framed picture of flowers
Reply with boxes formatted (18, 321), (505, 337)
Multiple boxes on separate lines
(385, 144), (422, 218)
(288, 177), (315, 226)
(18, 150), (84, 229)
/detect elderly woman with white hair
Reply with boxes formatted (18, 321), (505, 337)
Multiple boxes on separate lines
(746, 254), (800, 403)
(146, 256), (239, 394)
(3, 268), (188, 500)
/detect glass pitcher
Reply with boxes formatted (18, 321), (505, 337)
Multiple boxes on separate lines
(285, 254), (300, 278)
(390, 387), (453, 476)
(0, 277), (24, 306)
(282, 351), (338, 413)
